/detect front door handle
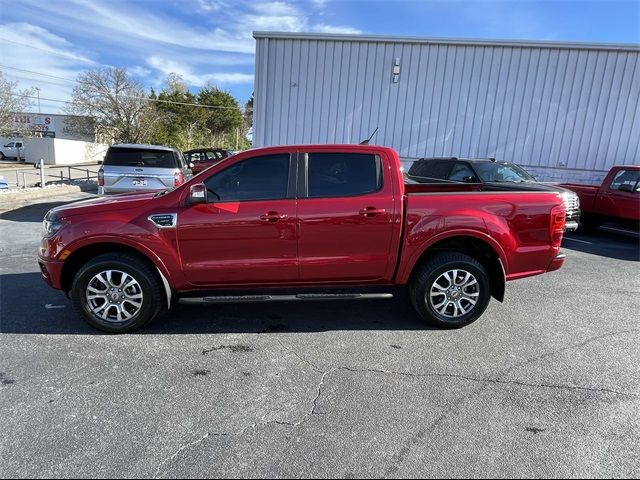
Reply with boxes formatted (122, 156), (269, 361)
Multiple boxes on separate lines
(359, 207), (386, 217)
(260, 211), (288, 223)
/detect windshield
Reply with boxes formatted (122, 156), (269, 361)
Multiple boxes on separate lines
(473, 162), (536, 183)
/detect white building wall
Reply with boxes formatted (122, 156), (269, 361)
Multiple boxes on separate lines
(51, 139), (107, 165)
(1, 137), (107, 165)
(253, 32), (640, 183)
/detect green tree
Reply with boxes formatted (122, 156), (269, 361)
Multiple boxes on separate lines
(197, 85), (243, 147)
(152, 74), (208, 150)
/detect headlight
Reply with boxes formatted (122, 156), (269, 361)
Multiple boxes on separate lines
(42, 211), (64, 238)
(560, 191), (579, 209)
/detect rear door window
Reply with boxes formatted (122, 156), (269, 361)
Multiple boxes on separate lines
(104, 148), (178, 168)
(307, 153), (381, 197)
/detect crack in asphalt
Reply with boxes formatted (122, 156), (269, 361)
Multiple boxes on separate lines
(153, 367), (336, 479)
(339, 366), (640, 398)
(153, 329), (640, 477)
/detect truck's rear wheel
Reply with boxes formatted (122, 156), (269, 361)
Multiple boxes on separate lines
(410, 252), (491, 328)
(71, 253), (164, 333)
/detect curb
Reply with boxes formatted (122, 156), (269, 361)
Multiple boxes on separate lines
(0, 184), (97, 207)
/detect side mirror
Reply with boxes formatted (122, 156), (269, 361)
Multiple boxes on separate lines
(188, 183), (207, 204)
(189, 162), (195, 169)
(463, 176), (479, 183)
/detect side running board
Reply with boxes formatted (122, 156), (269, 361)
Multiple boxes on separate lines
(179, 293), (394, 304)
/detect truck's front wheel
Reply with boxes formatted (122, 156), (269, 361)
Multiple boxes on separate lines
(410, 252), (491, 328)
(71, 253), (164, 333)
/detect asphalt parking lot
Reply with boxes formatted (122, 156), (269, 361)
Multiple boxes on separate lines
(1, 193), (639, 478)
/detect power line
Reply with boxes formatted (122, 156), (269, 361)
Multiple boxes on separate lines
(0, 65), (78, 84)
(0, 37), (94, 62)
(3, 69), (245, 111)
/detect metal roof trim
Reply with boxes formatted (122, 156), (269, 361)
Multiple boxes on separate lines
(253, 31), (640, 52)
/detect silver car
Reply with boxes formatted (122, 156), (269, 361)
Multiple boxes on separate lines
(98, 144), (193, 195)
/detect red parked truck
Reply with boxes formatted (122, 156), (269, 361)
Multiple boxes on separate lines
(559, 166), (639, 230)
(39, 145), (567, 333)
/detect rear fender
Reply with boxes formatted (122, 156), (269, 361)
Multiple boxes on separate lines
(398, 229), (508, 302)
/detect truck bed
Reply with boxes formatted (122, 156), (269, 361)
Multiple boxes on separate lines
(399, 189), (565, 282)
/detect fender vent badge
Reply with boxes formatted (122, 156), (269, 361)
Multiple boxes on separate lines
(148, 213), (177, 228)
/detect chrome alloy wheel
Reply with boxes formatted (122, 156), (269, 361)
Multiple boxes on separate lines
(85, 270), (144, 323)
(428, 269), (479, 318)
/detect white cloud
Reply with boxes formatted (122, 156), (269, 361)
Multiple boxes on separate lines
(0, 22), (95, 65)
(312, 24), (363, 34)
(147, 56), (254, 87)
(0, 0), (361, 109)
(194, 0), (229, 12)
(128, 66), (153, 79)
(0, 22), (96, 113)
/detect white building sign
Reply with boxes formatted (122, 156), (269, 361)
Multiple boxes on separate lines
(14, 114), (57, 137)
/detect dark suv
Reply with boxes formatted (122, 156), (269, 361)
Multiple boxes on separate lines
(406, 157), (581, 231)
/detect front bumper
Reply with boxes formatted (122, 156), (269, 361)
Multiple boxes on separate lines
(565, 221), (579, 232)
(38, 257), (65, 290)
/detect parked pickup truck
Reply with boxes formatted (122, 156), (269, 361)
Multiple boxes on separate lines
(38, 145), (567, 333)
(559, 166), (639, 230)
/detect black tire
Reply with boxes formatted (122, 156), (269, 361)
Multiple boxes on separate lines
(0, 152), (4, 160)
(410, 252), (491, 328)
(71, 253), (165, 333)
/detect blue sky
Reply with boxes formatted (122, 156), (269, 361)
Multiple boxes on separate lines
(1, 0), (638, 114)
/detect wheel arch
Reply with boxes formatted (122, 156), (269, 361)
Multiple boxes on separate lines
(405, 233), (506, 302)
(61, 241), (173, 307)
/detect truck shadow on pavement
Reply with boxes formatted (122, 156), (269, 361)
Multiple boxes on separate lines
(1, 272), (433, 335)
(562, 226), (640, 261)
(0, 200), (85, 223)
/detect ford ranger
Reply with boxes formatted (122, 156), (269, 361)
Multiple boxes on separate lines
(38, 144), (567, 333)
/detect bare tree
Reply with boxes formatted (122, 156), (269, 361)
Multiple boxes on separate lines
(0, 72), (34, 136)
(65, 67), (159, 144)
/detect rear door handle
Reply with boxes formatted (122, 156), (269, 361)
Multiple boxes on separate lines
(260, 211), (288, 222)
(359, 207), (386, 217)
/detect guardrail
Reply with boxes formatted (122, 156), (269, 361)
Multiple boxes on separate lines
(3, 160), (100, 188)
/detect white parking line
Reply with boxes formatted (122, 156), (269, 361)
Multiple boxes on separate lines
(45, 304), (66, 309)
(563, 237), (592, 245)
(601, 226), (640, 236)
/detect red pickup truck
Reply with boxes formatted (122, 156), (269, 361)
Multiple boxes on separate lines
(39, 145), (567, 333)
(559, 166), (639, 230)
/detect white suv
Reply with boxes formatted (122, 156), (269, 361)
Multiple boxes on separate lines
(98, 144), (194, 195)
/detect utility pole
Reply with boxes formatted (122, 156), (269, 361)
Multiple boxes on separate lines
(35, 87), (41, 114)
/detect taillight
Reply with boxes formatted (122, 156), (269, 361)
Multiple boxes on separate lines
(97, 168), (104, 186)
(550, 204), (566, 247)
(174, 171), (185, 187)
